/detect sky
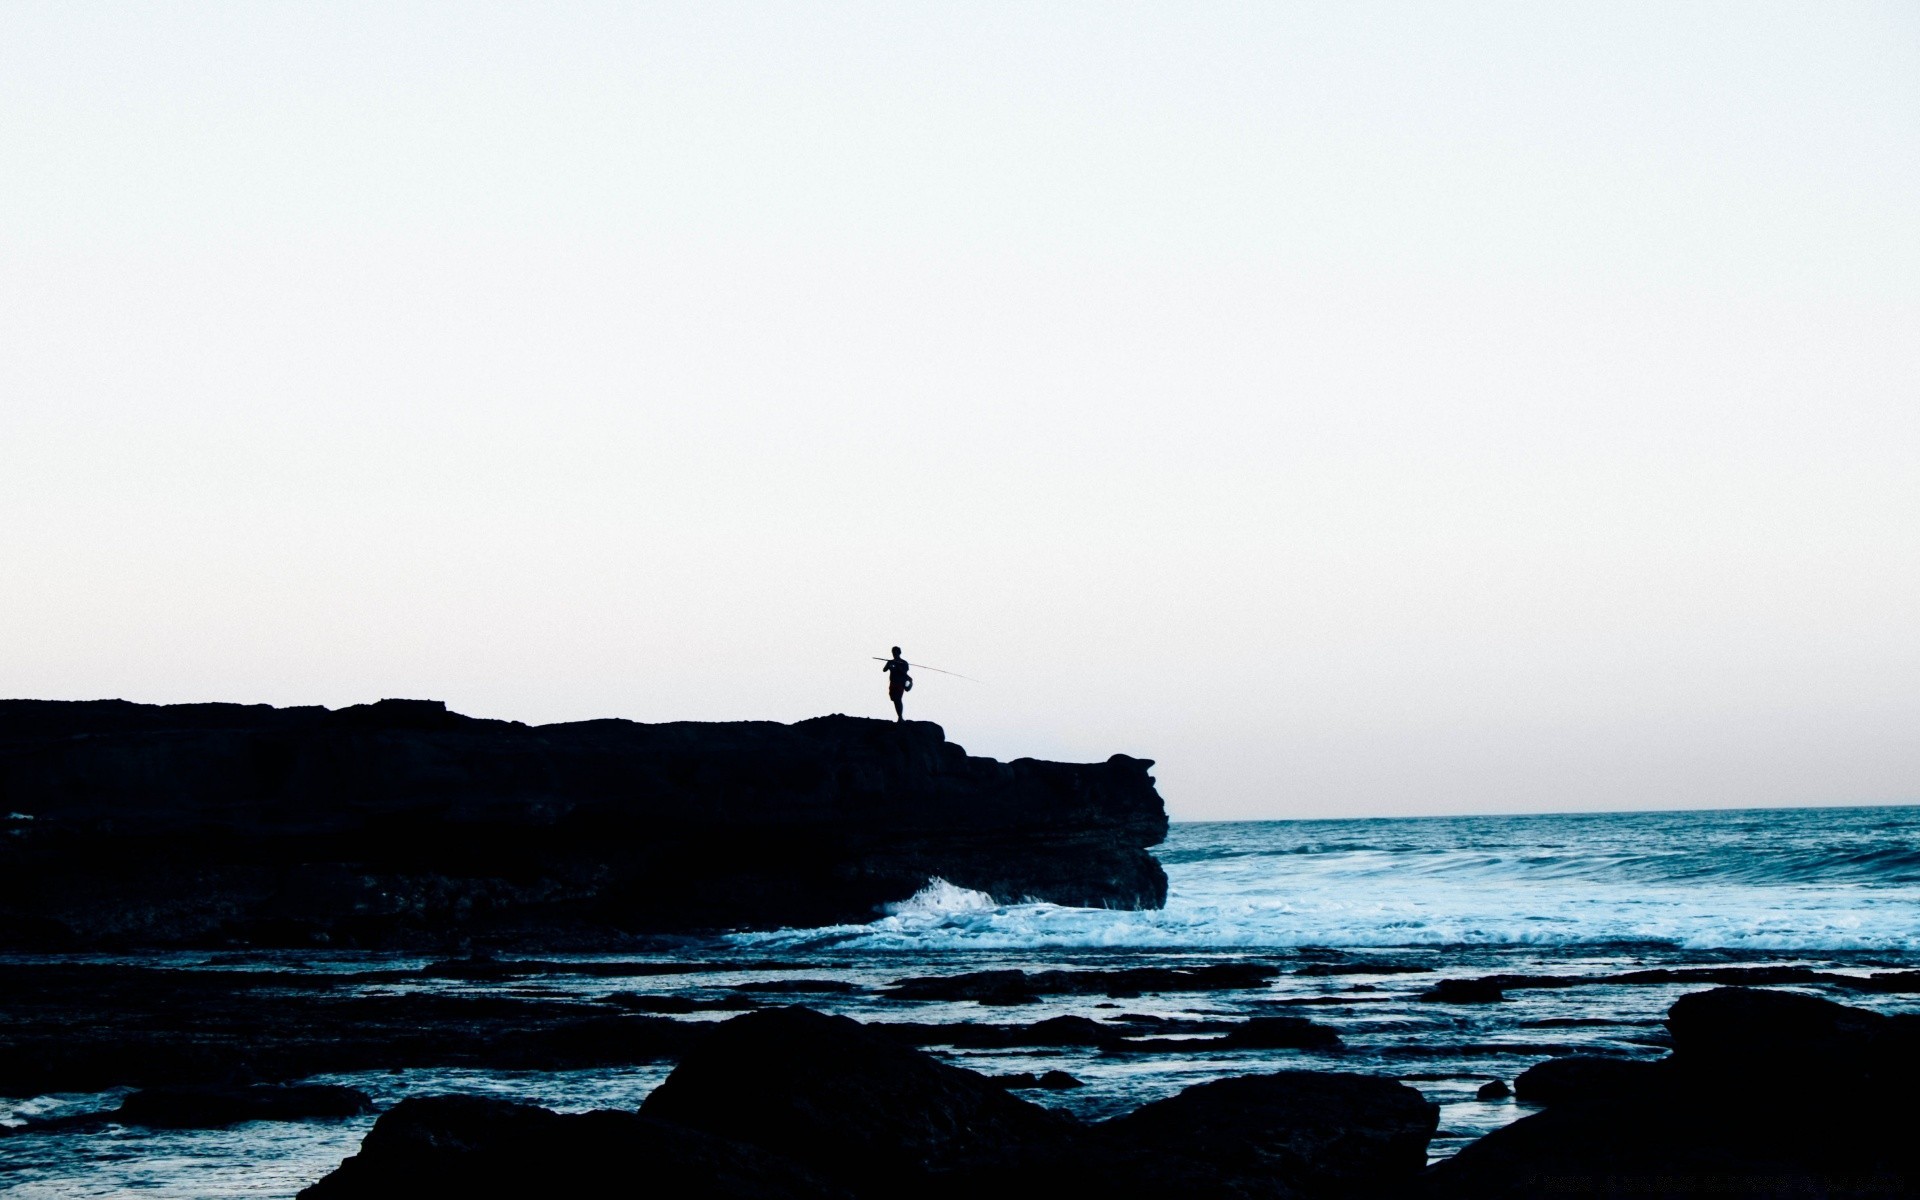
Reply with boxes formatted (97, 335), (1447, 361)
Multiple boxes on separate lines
(2, 3), (1916, 820)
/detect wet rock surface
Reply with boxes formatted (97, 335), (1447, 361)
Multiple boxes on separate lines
(0, 699), (1168, 947)
(993, 1070), (1085, 1090)
(883, 963), (1280, 1003)
(1217, 1015), (1345, 1050)
(0, 961), (708, 1096)
(6, 1083), (374, 1134)
(0, 961), (1341, 1097)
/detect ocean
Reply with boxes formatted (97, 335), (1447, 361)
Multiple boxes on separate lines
(4, 804), (1917, 1197)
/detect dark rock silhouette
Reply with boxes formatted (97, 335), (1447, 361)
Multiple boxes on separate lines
(1511, 1055), (1659, 1106)
(993, 1070), (1085, 1090)
(298, 1005), (1439, 1199)
(0, 960), (709, 1097)
(115, 1083), (374, 1128)
(1418, 978), (1506, 1004)
(0, 961), (1327, 1098)
(882, 963), (1277, 1003)
(1092, 1072), (1438, 1198)
(1216, 1015), (1344, 1051)
(5, 1082), (373, 1134)
(638, 1006), (1078, 1193)
(1419, 987), (1920, 1197)
(298, 1095), (851, 1200)
(0, 699), (1167, 947)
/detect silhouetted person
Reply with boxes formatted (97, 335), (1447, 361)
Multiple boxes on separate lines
(882, 647), (912, 721)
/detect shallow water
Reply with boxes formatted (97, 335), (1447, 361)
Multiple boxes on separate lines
(4, 804), (1916, 1197)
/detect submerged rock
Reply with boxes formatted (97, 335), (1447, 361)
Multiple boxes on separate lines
(993, 1070), (1085, 1091)
(0, 700), (1168, 947)
(1418, 979), (1506, 1004)
(1216, 1015), (1344, 1051)
(0, 961), (709, 1097)
(883, 963), (1279, 1003)
(115, 1083), (374, 1128)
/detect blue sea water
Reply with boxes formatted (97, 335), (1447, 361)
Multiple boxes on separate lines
(4, 804), (1917, 1197)
(744, 805), (1920, 953)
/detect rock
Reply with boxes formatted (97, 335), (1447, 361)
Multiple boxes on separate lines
(884, 970), (1039, 1004)
(492, 1014), (707, 1069)
(993, 1070), (1084, 1091)
(1090, 1072), (1439, 1199)
(1665, 984), (1912, 1090)
(1294, 962), (1432, 976)
(639, 1007), (1076, 1194)
(605, 991), (702, 1014)
(1014, 1015), (1128, 1049)
(0, 961), (709, 1097)
(884, 963), (1279, 1003)
(1216, 1016), (1344, 1051)
(115, 1083), (373, 1128)
(1418, 979), (1506, 1004)
(1511, 1056), (1660, 1106)
(1419, 988), (1920, 1197)
(0, 700), (1169, 947)
(300, 1094), (850, 1199)
(731, 980), (862, 995)
(1474, 1079), (1510, 1101)
(882, 1015), (1216, 1053)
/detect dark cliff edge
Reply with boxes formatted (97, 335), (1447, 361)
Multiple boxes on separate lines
(0, 699), (1168, 950)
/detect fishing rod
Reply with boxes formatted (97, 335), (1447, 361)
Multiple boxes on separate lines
(872, 657), (983, 683)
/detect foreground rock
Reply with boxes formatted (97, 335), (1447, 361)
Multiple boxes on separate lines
(0, 699), (1168, 947)
(306, 1007), (1436, 1199)
(640, 1007), (1077, 1193)
(1421, 987), (1920, 1197)
(1088, 1072), (1438, 1198)
(299, 1095), (850, 1200)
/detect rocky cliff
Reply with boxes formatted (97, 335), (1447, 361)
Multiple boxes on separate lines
(0, 699), (1168, 949)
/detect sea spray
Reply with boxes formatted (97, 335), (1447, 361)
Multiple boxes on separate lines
(732, 805), (1920, 953)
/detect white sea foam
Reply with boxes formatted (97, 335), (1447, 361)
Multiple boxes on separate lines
(882, 878), (998, 917)
(733, 806), (1920, 953)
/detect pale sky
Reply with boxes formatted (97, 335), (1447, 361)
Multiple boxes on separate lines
(3, 3), (1916, 820)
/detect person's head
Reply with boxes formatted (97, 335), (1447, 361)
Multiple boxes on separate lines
(891, 646), (901, 657)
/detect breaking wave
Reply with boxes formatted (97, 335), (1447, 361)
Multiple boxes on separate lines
(734, 804), (1920, 954)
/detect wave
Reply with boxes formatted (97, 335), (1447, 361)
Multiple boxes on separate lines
(734, 876), (1920, 954)
(732, 807), (1920, 954)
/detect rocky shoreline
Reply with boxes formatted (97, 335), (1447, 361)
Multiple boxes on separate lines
(4, 956), (1915, 1197)
(294, 987), (1920, 1198)
(0, 699), (1167, 947)
(4, 702), (1914, 1196)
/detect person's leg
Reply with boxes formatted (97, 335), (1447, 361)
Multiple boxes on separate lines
(892, 691), (904, 721)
